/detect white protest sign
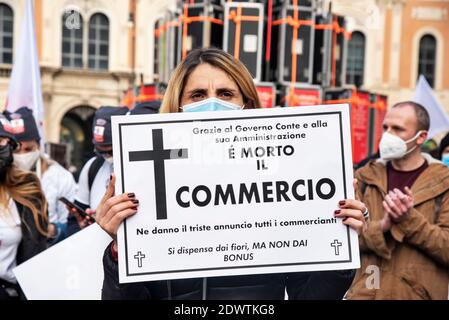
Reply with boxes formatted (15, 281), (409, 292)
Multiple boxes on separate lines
(14, 224), (112, 300)
(112, 105), (360, 284)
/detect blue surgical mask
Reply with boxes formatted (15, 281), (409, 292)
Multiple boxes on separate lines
(182, 97), (244, 112)
(442, 153), (449, 167)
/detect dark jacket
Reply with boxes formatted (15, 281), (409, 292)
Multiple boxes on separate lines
(102, 242), (354, 300)
(15, 201), (48, 264)
(0, 201), (47, 300)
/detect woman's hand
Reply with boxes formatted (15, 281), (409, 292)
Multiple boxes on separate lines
(76, 208), (96, 229)
(335, 198), (368, 235)
(67, 207), (96, 229)
(96, 174), (139, 243)
(46, 223), (57, 239)
(334, 179), (368, 235)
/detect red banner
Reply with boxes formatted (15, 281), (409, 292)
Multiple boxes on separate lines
(256, 84), (276, 108)
(351, 91), (370, 164)
(138, 84), (164, 103)
(373, 95), (388, 154)
(121, 84), (164, 109)
(286, 88), (321, 107)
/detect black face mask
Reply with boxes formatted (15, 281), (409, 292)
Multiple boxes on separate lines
(0, 144), (14, 175)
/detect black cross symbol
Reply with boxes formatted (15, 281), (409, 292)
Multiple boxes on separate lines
(134, 251), (146, 268)
(129, 129), (188, 220)
(331, 239), (343, 256)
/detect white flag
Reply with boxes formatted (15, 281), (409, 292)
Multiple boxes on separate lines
(5, 0), (45, 144)
(413, 75), (449, 139)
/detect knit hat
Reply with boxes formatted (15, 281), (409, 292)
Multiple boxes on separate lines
(5, 106), (40, 142)
(0, 113), (17, 148)
(92, 106), (129, 146)
(128, 101), (161, 115)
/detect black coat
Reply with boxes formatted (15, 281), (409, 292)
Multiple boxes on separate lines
(15, 201), (47, 265)
(102, 242), (354, 300)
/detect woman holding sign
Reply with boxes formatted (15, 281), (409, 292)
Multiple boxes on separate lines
(97, 48), (367, 300)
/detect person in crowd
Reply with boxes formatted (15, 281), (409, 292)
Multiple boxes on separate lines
(4, 107), (77, 245)
(96, 48), (368, 300)
(438, 131), (449, 166)
(0, 115), (48, 299)
(129, 101), (161, 115)
(67, 102), (161, 235)
(66, 106), (129, 236)
(346, 101), (449, 300)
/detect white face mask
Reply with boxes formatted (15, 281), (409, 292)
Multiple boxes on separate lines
(379, 131), (422, 161)
(104, 156), (114, 165)
(14, 150), (41, 171)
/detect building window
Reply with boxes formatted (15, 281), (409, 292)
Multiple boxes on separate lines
(0, 4), (13, 64)
(346, 31), (365, 87)
(88, 13), (109, 70)
(418, 34), (436, 88)
(61, 10), (83, 68)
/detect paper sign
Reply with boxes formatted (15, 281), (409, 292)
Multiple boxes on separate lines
(14, 224), (112, 300)
(112, 105), (360, 284)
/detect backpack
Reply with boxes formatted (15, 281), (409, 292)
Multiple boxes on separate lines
(88, 156), (105, 191)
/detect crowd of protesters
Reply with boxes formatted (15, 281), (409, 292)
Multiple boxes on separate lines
(1, 48), (449, 300)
